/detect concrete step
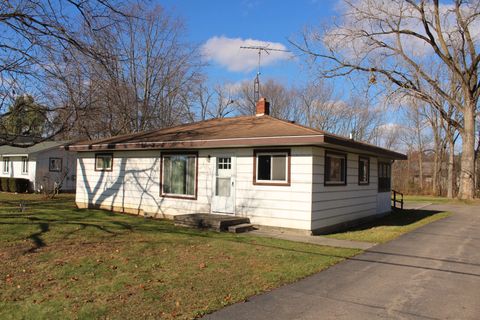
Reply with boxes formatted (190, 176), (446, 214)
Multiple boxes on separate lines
(174, 213), (250, 231)
(228, 223), (254, 233)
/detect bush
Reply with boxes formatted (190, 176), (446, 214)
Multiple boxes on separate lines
(0, 178), (29, 193)
(13, 178), (29, 193)
(0, 178), (8, 192)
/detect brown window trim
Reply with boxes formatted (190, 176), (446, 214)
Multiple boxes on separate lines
(94, 153), (113, 172)
(358, 156), (370, 185)
(253, 149), (291, 186)
(324, 150), (347, 186)
(160, 151), (198, 200)
(49, 157), (63, 172)
(378, 161), (392, 192)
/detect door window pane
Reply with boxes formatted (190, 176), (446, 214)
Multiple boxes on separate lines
(216, 177), (231, 197)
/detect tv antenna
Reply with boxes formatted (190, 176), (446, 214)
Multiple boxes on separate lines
(240, 45), (290, 102)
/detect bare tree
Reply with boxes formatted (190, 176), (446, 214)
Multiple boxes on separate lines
(44, 3), (202, 139)
(294, 0), (480, 199)
(0, 0), (127, 144)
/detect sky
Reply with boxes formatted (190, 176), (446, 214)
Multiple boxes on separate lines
(160, 0), (337, 88)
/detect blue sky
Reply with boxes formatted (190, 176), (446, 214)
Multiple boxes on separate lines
(161, 0), (338, 87)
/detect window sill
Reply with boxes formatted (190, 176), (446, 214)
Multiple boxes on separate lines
(358, 182), (369, 186)
(324, 181), (347, 186)
(254, 180), (290, 186)
(160, 193), (197, 200)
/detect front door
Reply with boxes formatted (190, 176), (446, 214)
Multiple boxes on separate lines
(211, 155), (235, 214)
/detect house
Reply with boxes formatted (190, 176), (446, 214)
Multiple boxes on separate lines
(0, 141), (77, 192)
(68, 99), (407, 234)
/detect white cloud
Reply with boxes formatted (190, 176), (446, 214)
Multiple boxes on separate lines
(201, 36), (292, 73)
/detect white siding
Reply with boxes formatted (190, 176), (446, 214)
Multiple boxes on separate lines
(0, 156), (36, 187)
(234, 147), (312, 230)
(76, 150), (212, 218)
(76, 147), (313, 230)
(377, 192), (391, 214)
(35, 148), (77, 192)
(311, 147), (380, 231)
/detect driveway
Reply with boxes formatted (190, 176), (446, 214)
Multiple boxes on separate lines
(206, 204), (480, 319)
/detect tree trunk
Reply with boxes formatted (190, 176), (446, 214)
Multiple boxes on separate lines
(447, 137), (455, 198)
(458, 104), (476, 199)
(418, 151), (424, 193)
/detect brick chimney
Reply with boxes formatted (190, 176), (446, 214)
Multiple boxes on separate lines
(256, 97), (270, 116)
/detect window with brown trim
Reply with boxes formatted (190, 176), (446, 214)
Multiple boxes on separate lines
(325, 151), (347, 185)
(378, 162), (391, 192)
(358, 156), (369, 185)
(253, 149), (290, 186)
(49, 157), (62, 172)
(95, 153), (113, 171)
(160, 152), (198, 199)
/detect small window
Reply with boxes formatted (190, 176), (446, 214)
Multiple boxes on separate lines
(3, 157), (9, 173)
(358, 156), (369, 185)
(378, 162), (391, 192)
(49, 158), (62, 172)
(218, 157), (231, 170)
(254, 149), (290, 185)
(22, 157), (28, 174)
(161, 153), (197, 198)
(325, 151), (347, 185)
(95, 153), (113, 171)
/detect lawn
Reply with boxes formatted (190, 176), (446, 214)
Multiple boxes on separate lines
(326, 208), (450, 243)
(0, 193), (359, 320)
(404, 195), (480, 205)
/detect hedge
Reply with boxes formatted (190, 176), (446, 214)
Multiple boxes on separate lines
(0, 178), (29, 193)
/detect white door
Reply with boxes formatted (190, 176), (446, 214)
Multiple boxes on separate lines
(211, 155), (235, 214)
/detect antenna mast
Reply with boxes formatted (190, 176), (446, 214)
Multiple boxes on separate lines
(240, 45), (290, 102)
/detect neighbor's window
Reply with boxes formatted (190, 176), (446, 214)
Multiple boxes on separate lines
(358, 156), (369, 185)
(161, 153), (197, 198)
(378, 162), (391, 192)
(49, 158), (62, 172)
(3, 157), (9, 173)
(325, 152), (347, 185)
(21, 157), (28, 174)
(254, 149), (290, 185)
(95, 153), (113, 171)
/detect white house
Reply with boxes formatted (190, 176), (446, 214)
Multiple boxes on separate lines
(68, 99), (406, 234)
(0, 141), (77, 192)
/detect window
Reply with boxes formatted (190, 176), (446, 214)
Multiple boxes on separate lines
(3, 157), (9, 173)
(22, 157), (28, 174)
(161, 152), (197, 199)
(95, 153), (113, 171)
(378, 162), (391, 192)
(325, 151), (347, 185)
(217, 157), (231, 170)
(49, 158), (62, 172)
(358, 156), (369, 185)
(253, 149), (290, 186)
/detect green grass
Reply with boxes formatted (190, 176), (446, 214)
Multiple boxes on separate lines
(326, 209), (451, 243)
(0, 193), (359, 320)
(404, 195), (480, 205)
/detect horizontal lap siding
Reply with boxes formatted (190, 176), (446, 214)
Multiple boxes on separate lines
(311, 147), (379, 231)
(235, 147), (313, 230)
(76, 150), (212, 216)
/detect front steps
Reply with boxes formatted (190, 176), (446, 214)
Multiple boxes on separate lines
(174, 213), (253, 232)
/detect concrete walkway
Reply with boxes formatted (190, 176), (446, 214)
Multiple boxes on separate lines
(249, 229), (375, 250)
(206, 203), (480, 320)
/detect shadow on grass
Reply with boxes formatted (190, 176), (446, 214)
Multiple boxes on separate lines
(2, 206), (480, 279)
(330, 209), (444, 233)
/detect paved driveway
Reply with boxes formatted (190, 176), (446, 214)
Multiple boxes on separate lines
(206, 204), (480, 320)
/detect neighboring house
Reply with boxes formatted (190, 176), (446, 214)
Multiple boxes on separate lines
(0, 141), (77, 192)
(68, 99), (407, 234)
